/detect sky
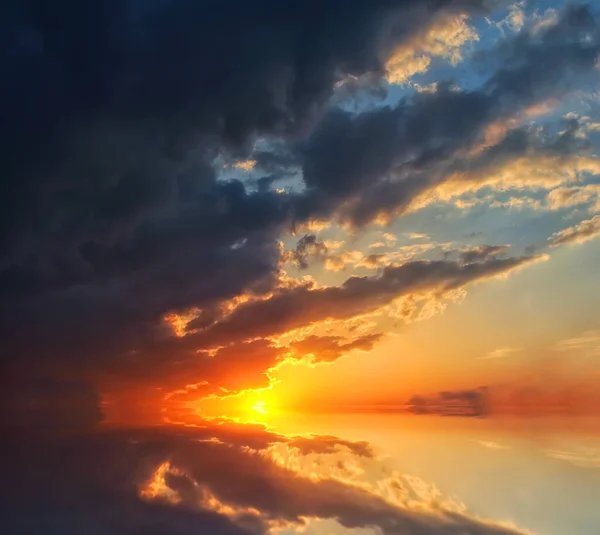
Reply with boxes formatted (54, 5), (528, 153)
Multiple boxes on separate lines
(1, 0), (600, 534)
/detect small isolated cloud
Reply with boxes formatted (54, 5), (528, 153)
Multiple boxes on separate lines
(477, 440), (511, 450)
(232, 160), (257, 171)
(555, 330), (600, 357)
(407, 388), (490, 417)
(479, 347), (522, 360)
(545, 448), (600, 468)
(406, 365), (600, 421)
(289, 234), (328, 269)
(548, 215), (600, 247)
(291, 333), (384, 363)
(495, 3), (527, 34)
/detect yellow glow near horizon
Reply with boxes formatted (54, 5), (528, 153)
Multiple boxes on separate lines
(189, 387), (292, 425)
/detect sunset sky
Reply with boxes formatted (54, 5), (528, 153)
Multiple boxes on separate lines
(1, 1), (600, 534)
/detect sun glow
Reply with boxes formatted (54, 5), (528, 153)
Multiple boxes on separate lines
(251, 400), (269, 415)
(192, 387), (287, 425)
(239, 391), (282, 423)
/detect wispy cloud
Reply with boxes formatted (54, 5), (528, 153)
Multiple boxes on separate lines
(476, 440), (511, 450)
(545, 448), (600, 468)
(479, 347), (522, 360)
(548, 215), (600, 247)
(555, 330), (600, 357)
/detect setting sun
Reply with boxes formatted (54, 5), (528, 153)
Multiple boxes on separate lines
(251, 400), (269, 415)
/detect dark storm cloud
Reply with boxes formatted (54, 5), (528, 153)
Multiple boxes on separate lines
(0, 0), (500, 398)
(1, 0), (595, 423)
(1, 0), (492, 269)
(186, 254), (543, 347)
(0, 425), (530, 535)
(289, 4), (600, 226)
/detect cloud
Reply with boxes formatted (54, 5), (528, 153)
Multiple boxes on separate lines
(407, 388), (490, 417)
(458, 245), (510, 264)
(385, 12), (479, 85)
(0, 0), (513, 411)
(554, 330), (600, 357)
(356, 253), (390, 269)
(287, 5), (600, 227)
(548, 215), (600, 247)
(477, 440), (511, 450)
(286, 435), (374, 458)
(406, 364), (600, 419)
(0, 0), (597, 436)
(324, 250), (365, 271)
(288, 234), (328, 269)
(544, 448), (600, 468)
(185, 254), (545, 349)
(415, 122), (600, 210)
(291, 333), (384, 363)
(546, 184), (600, 211)
(479, 346), (522, 360)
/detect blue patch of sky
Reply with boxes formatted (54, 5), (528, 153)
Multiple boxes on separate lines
(216, 137), (306, 195)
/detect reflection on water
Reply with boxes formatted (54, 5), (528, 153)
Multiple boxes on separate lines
(270, 413), (600, 535)
(4, 414), (599, 535)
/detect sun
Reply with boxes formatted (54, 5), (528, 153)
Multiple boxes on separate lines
(250, 400), (269, 415)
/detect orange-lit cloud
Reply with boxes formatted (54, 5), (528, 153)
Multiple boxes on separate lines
(386, 13), (479, 85)
(184, 254), (546, 349)
(546, 184), (600, 212)
(548, 215), (600, 247)
(290, 333), (384, 363)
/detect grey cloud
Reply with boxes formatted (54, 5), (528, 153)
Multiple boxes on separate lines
(0, 0), (499, 403)
(289, 234), (328, 269)
(186, 254), (543, 347)
(407, 387), (490, 417)
(458, 245), (510, 264)
(1, 0), (593, 428)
